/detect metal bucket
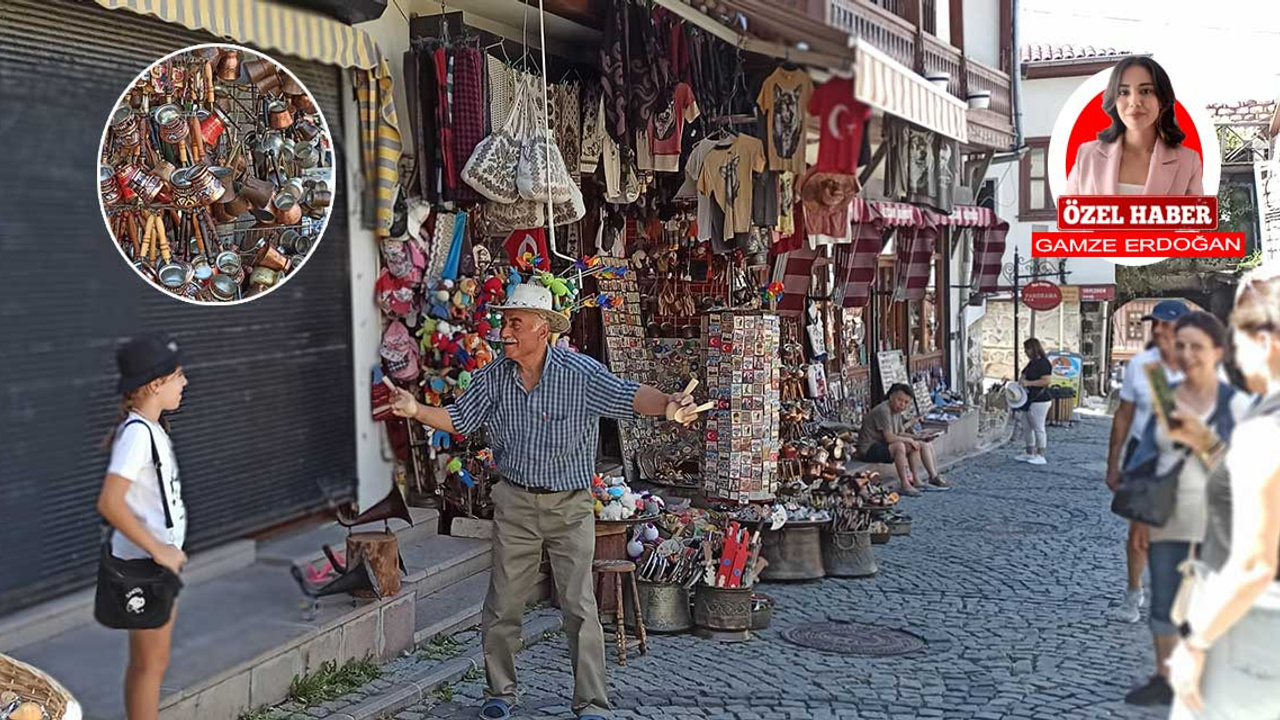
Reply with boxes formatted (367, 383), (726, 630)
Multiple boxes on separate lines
(821, 530), (878, 578)
(760, 524), (826, 581)
(750, 594), (774, 630)
(624, 580), (692, 634)
(693, 585), (752, 642)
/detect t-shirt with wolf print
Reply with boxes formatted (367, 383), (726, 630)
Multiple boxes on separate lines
(698, 135), (766, 241)
(757, 68), (814, 175)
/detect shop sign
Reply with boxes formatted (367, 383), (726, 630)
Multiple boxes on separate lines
(1079, 284), (1116, 302)
(1021, 281), (1062, 311)
(1059, 286), (1080, 304)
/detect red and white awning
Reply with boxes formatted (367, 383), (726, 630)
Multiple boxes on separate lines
(971, 221), (1010, 293)
(854, 39), (968, 144)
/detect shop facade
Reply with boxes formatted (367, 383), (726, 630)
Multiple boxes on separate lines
(0, 0), (396, 615)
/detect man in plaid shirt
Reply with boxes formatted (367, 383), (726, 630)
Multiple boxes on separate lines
(390, 283), (696, 720)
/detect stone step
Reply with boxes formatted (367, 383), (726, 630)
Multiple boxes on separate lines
(0, 539), (257, 654)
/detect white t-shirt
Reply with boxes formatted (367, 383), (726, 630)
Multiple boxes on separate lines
(107, 412), (186, 560)
(1150, 391), (1253, 542)
(1120, 346), (1185, 444)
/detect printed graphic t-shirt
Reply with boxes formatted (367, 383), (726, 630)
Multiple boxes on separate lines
(108, 412), (187, 560)
(756, 68), (814, 175)
(698, 135), (767, 240)
(637, 83), (700, 173)
(809, 76), (871, 174)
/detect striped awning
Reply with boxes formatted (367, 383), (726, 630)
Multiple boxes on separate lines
(93, 0), (381, 69)
(853, 39), (968, 144)
(95, 0), (403, 238)
(893, 218), (940, 302)
(971, 221), (1010, 293)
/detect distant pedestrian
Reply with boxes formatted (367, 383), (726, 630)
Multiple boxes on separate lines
(96, 333), (189, 720)
(1014, 338), (1054, 466)
(1106, 299), (1191, 622)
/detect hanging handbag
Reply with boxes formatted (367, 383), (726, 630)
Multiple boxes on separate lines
(1109, 450), (1184, 527)
(94, 420), (183, 630)
(461, 71), (527, 204)
(516, 76), (575, 204)
(1170, 542), (1210, 627)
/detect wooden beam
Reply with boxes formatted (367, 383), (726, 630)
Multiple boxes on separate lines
(998, 0), (1013, 74)
(949, 0), (964, 52)
(518, 0), (604, 30)
(859, 140), (888, 186)
(650, 0), (850, 70)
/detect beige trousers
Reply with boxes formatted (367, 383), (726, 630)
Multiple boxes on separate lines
(482, 480), (610, 717)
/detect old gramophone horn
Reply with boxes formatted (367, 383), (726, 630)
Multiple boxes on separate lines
(291, 557), (382, 599)
(322, 544), (346, 575)
(335, 483), (413, 529)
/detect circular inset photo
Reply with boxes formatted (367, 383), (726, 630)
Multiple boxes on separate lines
(98, 44), (335, 304)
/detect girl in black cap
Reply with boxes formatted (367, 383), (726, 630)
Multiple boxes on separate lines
(97, 332), (188, 720)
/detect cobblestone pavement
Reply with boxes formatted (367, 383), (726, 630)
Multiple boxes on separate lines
(398, 416), (1170, 720)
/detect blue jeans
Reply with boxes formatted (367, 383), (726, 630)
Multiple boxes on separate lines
(1148, 540), (1192, 636)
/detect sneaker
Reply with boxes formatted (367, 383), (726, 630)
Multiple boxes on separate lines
(1138, 588), (1148, 609)
(1014, 453), (1035, 462)
(1027, 455), (1047, 465)
(1124, 675), (1173, 706)
(1111, 590), (1142, 623)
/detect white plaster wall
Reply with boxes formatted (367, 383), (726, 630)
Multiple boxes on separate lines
(345, 11), (413, 510)
(962, 0), (1002, 70)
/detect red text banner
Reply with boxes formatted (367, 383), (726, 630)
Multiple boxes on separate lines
(1057, 195), (1218, 230)
(1032, 232), (1246, 258)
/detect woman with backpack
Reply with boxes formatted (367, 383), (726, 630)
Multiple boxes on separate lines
(96, 333), (188, 720)
(1121, 312), (1253, 707)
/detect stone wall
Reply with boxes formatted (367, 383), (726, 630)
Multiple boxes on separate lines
(982, 299), (1082, 379)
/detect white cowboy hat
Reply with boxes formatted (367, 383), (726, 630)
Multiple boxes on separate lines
(1003, 382), (1029, 410)
(489, 283), (571, 334)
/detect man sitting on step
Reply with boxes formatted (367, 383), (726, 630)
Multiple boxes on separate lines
(855, 383), (952, 496)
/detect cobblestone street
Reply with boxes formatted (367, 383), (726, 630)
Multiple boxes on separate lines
(405, 415), (1171, 720)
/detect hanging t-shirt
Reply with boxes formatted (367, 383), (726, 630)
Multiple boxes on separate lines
(756, 68), (814, 175)
(108, 413), (186, 561)
(637, 83), (700, 173)
(698, 134), (767, 241)
(684, 137), (730, 243)
(809, 76), (871, 175)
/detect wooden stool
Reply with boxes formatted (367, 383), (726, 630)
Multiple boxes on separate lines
(591, 559), (648, 666)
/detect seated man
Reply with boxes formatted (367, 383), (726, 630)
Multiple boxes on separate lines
(855, 383), (952, 495)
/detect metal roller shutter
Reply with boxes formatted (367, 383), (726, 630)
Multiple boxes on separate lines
(0, 0), (356, 615)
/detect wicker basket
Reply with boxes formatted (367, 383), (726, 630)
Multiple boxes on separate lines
(0, 653), (82, 720)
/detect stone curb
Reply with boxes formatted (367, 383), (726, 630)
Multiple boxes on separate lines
(327, 613), (565, 720)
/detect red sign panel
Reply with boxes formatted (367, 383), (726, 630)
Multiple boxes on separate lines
(1079, 284), (1116, 302)
(1022, 281), (1063, 311)
(1058, 195), (1217, 231)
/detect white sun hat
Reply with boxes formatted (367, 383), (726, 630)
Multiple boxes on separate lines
(489, 283), (571, 334)
(1003, 382), (1029, 410)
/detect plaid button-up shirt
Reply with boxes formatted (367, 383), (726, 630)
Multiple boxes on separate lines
(447, 345), (641, 491)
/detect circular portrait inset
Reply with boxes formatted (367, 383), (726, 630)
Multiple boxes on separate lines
(1049, 56), (1221, 200)
(97, 44), (335, 304)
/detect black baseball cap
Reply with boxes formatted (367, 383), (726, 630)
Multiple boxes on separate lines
(116, 332), (184, 394)
(1142, 299), (1190, 323)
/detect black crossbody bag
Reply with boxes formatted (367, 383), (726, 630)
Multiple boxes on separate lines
(94, 419), (183, 629)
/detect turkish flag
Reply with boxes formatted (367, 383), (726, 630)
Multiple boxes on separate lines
(504, 228), (551, 270)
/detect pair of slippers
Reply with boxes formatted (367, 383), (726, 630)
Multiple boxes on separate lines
(479, 698), (605, 720)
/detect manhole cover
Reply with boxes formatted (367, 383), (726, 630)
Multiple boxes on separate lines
(782, 622), (926, 656)
(983, 521), (1057, 536)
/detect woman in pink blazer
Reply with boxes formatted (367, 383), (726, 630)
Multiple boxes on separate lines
(1065, 57), (1204, 196)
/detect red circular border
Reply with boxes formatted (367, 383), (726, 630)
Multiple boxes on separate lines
(1063, 93), (1204, 178)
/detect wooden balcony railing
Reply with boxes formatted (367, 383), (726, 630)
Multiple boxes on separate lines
(823, 0), (1013, 143)
(826, 0), (915, 68)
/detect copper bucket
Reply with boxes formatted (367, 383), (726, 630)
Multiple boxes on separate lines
(110, 106), (141, 148)
(281, 73), (304, 96)
(240, 175), (276, 209)
(267, 100), (294, 130)
(693, 585), (752, 642)
(292, 93), (317, 115)
(244, 59), (281, 94)
(759, 523), (826, 581)
(820, 529), (878, 578)
(623, 580), (692, 634)
(216, 49), (241, 82)
(271, 193), (303, 225)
